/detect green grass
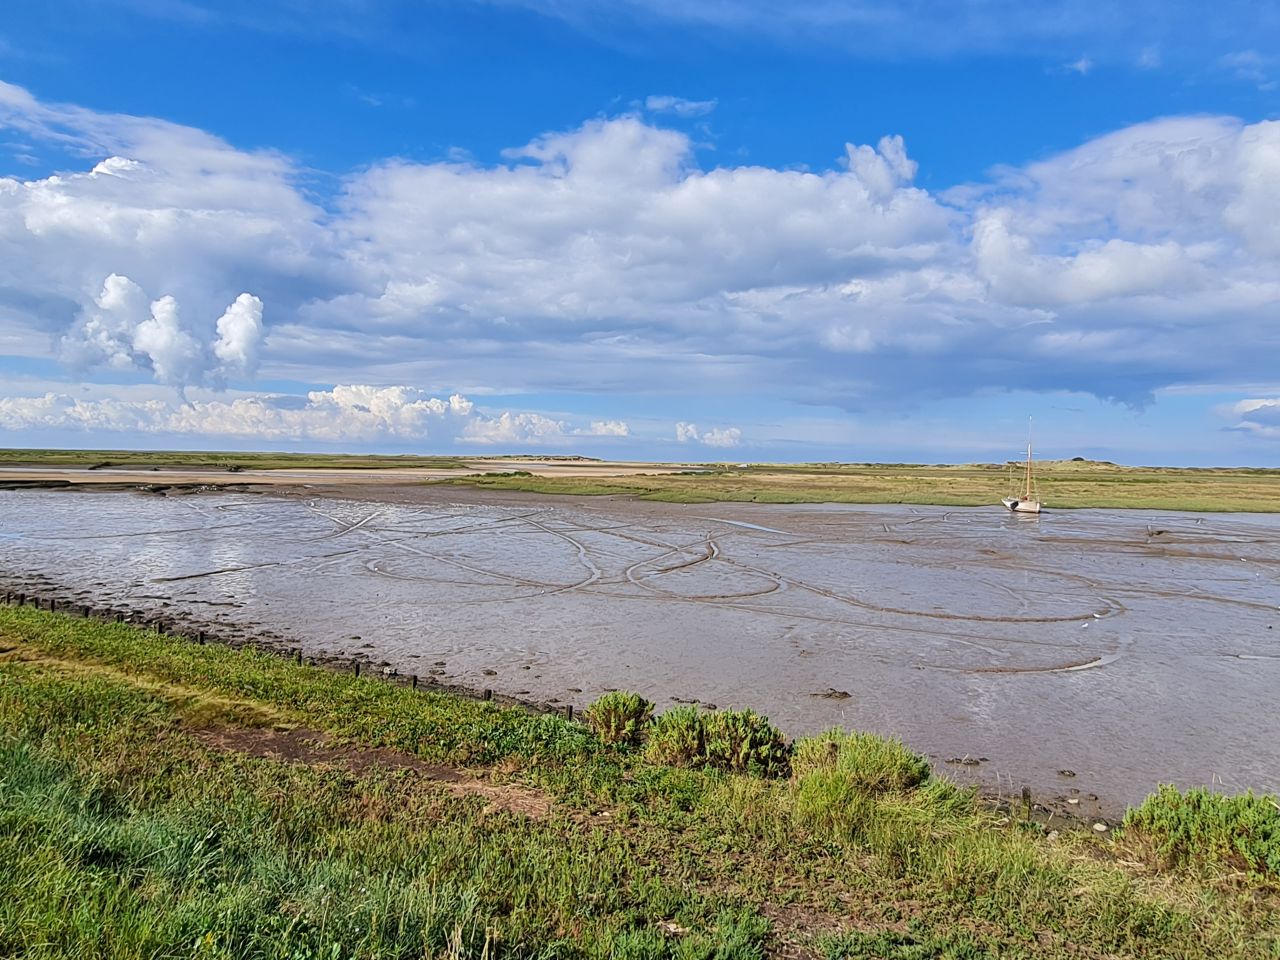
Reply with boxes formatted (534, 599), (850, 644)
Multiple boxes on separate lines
(6, 447), (1278, 511)
(791, 730), (932, 795)
(1, 605), (1278, 958)
(1121, 785), (1280, 878)
(440, 460), (1280, 512)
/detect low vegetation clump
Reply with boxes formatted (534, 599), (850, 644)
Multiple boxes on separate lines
(643, 705), (704, 766)
(701, 708), (791, 778)
(613, 700), (790, 777)
(1121, 784), (1280, 877)
(792, 729), (932, 794)
(583, 690), (653, 747)
(2, 604), (1278, 958)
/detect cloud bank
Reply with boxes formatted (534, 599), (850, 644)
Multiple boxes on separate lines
(2, 81), (1280, 448)
(0, 386), (634, 446)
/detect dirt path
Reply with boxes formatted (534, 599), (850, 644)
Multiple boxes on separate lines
(189, 725), (553, 819)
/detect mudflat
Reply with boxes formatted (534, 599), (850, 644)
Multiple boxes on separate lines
(2, 479), (1276, 818)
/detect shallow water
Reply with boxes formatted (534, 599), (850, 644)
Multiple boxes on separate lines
(3, 487), (1277, 814)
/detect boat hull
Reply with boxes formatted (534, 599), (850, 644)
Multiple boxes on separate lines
(1002, 496), (1042, 514)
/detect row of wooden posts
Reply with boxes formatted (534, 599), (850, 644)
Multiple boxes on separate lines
(1, 589), (576, 722)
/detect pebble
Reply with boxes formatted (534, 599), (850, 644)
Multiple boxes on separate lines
(1093, 822), (1108, 832)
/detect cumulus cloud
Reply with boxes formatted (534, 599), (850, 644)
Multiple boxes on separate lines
(0, 386), (619, 446)
(583, 419), (630, 436)
(701, 426), (742, 447)
(675, 422), (740, 446)
(132, 295), (206, 388)
(213, 294), (265, 376)
(461, 410), (567, 445)
(58, 274), (264, 389)
(4, 82), (1280, 445)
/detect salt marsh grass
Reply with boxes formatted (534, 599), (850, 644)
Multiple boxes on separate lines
(1, 605), (1277, 958)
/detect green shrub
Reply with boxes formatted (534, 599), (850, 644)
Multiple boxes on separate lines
(701, 709), (790, 778)
(583, 691), (653, 748)
(644, 705), (704, 767)
(791, 730), (931, 794)
(1120, 784), (1280, 877)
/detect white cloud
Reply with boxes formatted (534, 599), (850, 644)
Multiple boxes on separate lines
(702, 426), (742, 447)
(58, 274), (264, 388)
(644, 95), (717, 117)
(674, 421), (740, 446)
(0, 386), (620, 446)
(1225, 399), (1280, 439)
(0, 78), (329, 386)
(213, 294), (265, 376)
(461, 410), (568, 445)
(1064, 56), (1093, 75)
(132, 295), (206, 388)
(3, 83), (1280, 444)
(583, 419), (630, 436)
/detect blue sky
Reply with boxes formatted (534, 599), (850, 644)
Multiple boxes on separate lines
(1, 0), (1278, 464)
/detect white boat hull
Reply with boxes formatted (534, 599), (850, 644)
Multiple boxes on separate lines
(1002, 497), (1041, 514)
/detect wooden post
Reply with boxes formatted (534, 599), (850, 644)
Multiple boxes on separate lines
(483, 688), (493, 701)
(411, 675), (418, 689)
(565, 705), (574, 721)
(353, 661), (360, 678)
(1021, 785), (1033, 820)
(48, 599), (57, 613)
(294, 648), (303, 665)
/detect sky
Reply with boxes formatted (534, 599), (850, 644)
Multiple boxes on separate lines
(1, 0), (1279, 464)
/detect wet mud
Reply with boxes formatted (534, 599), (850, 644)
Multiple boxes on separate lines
(1, 484), (1277, 818)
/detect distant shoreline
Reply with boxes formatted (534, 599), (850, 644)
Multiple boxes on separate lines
(1, 450), (1278, 512)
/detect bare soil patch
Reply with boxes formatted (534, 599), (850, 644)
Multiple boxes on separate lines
(191, 725), (553, 819)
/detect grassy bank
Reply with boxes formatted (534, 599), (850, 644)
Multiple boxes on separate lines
(1, 605), (1277, 958)
(442, 461), (1280, 512)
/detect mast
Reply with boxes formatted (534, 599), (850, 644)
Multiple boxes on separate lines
(1024, 418), (1034, 500)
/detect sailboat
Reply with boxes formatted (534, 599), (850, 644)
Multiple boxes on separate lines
(1001, 421), (1042, 514)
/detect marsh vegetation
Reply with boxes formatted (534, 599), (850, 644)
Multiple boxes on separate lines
(1, 605), (1277, 958)
(444, 460), (1280, 512)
